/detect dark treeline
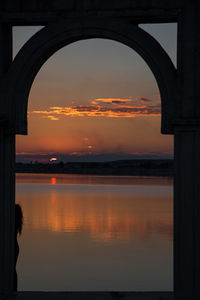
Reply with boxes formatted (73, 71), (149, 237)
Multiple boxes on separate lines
(15, 159), (174, 176)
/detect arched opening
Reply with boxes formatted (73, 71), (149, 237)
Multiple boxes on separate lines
(15, 35), (173, 291)
(2, 20), (177, 136)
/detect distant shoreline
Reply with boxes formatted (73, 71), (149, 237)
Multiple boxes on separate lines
(15, 159), (174, 177)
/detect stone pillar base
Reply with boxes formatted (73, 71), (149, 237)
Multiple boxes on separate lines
(174, 126), (200, 299)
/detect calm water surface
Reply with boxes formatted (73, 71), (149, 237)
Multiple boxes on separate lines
(16, 174), (173, 291)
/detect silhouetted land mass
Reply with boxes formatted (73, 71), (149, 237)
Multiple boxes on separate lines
(15, 159), (174, 176)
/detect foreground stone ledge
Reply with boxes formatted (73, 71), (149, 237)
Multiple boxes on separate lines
(13, 291), (173, 300)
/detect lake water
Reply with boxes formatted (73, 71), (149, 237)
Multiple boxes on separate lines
(16, 173), (173, 291)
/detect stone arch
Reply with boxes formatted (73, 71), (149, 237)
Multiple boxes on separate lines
(1, 18), (177, 134)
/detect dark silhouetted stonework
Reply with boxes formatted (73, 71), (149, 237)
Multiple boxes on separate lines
(0, 1), (199, 300)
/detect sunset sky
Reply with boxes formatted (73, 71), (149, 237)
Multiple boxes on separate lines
(14, 24), (176, 162)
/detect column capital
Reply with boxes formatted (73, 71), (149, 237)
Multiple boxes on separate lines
(173, 119), (200, 132)
(0, 115), (16, 134)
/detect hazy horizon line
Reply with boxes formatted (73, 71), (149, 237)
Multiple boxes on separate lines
(16, 152), (173, 163)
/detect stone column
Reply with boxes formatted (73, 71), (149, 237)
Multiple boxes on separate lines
(0, 128), (15, 297)
(174, 2), (200, 298)
(0, 24), (15, 297)
(174, 125), (200, 300)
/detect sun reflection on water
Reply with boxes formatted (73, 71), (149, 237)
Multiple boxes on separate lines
(16, 174), (173, 291)
(51, 177), (56, 185)
(17, 178), (173, 243)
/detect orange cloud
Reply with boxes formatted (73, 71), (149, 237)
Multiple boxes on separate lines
(31, 97), (160, 120)
(140, 97), (152, 103)
(91, 98), (137, 105)
(45, 115), (59, 121)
